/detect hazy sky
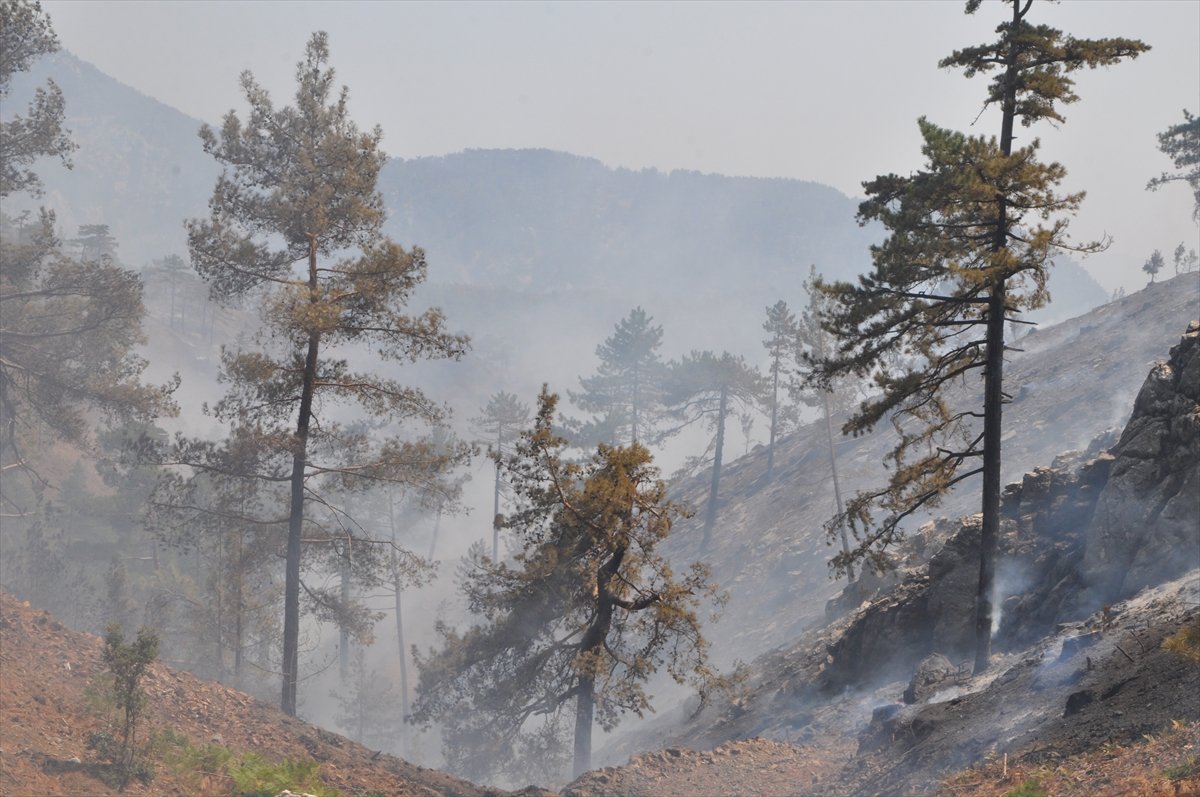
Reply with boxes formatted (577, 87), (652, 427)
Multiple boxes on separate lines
(41, 0), (1200, 292)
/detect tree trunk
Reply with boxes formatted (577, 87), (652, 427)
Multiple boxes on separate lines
(975, 3), (1019, 675)
(427, 506), (442, 559)
(339, 547), (351, 684)
(822, 390), (853, 582)
(282, 235), (322, 716)
(632, 364), (640, 446)
(702, 384), (728, 550)
(767, 362), (779, 478)
(492, 426), (502, 561)
(389, 493), (410, 754)
(573, 675), (595, 778)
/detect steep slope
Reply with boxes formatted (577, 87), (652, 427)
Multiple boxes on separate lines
(585, 312), (1199, 796)
(0, 592), (539, 797)
(654, 273), (1200, 668)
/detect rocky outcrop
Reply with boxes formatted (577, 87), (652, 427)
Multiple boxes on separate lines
(1081, 321), (1200, 601)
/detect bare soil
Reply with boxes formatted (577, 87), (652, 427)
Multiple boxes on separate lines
(0, 591), (520, 797)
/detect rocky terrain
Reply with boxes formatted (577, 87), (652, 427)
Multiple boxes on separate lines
(587, 312), (1200, 794)
(655, 273), (1200, 669)
(2, 291), (1197, 797)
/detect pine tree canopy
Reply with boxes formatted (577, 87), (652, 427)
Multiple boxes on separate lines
(1147, 109), (1200, 221)
(811, 2), (1146, 671)
(412, 390), (719, 783)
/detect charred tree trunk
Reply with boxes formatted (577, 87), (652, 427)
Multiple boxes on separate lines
(975, 2), (1019, 675)
(822, 390), (853, 582)
(282, 235), (321, 716)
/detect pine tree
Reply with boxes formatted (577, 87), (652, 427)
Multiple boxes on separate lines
(1174, 242), (1199, 275)
(761, 300), (798, 478)
(1143, 249), (1165, 283)
(568, 307), (665, 447)
(184, 32), (469, 715)
(814, 0), (1146, 673)
(1147, 109), (1199, 221)
(793, 267), (856, 581)
(471, 391), (532, 560)
(0, 0), (74, 198)
(412, 390), (720, 781)
(0, 2), (174, 512)
(662, 351), (764, 550)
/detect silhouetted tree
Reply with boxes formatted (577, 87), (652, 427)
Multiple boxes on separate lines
(568, 307), (665, 447)
(793, 267), (856, 581)
(1147, 109), (1199, 221)
(814, 0), (1146, 673)
(1143, 249), (1165, 282)
(1173, 242), (1198, 275)
(471, 391), (531, 560)
(662, 351), (764, 550)
(184, 32), (468, 715)
(761, 300), (797, 478)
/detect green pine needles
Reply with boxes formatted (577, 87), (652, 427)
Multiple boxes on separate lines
(813, 0), (1147, 673)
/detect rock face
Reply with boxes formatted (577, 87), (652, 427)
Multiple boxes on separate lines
(1081, 321), (1200, 601)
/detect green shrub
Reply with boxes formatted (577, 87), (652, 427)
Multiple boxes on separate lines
(92, 624), (159, 786)
(226, 752), (340, 797)
(1163, 754), (1198, 781)
(1004, 778), (1048, 797)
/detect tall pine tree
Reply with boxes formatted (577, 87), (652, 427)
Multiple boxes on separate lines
(185, 32), (469, 714)
(814, 0), (1146, 673)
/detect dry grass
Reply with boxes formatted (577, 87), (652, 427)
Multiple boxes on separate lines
(939, 720), (1200, 797)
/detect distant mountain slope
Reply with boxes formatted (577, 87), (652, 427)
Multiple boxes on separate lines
(3, 52), (217, 264)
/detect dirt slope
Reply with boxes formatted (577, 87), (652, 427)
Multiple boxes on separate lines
(0, 592), (533, 797)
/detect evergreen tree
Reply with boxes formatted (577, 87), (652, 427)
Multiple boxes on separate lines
(412, 391), (720, 781)
(0, 0), (74, 198)
(761, 300), (798, 478)
(568, 307), (665, 447)
(0, 2), (174, 513)
(1147, 109), (1199, 221)
(184, 32), (469, 715)
(1174, 242), (1199, 275)
(1143, 249), (1165, 282)
(471, 391), (532, 560)
(662, 351), (764, 550)
(793, 267), (856, 582)
(813, 0), (1145, 673)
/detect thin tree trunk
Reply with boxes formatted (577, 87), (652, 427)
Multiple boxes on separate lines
(492, 426), (502, 561)
(822, 390), (853, 582)
(388, 492), (410, 754)
(339, 547), (351, 684)
(632, 364), (640, 446)
(427, 506), (442, 560)
(767, 362), (779, 477)
(282, 234), (321, 716)
(702, 384), (728, 550)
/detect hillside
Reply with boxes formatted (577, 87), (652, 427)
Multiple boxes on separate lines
(646, 272), (1200, 671)
(0, 591), (546, 797)
(578, 303), (1200, 796)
